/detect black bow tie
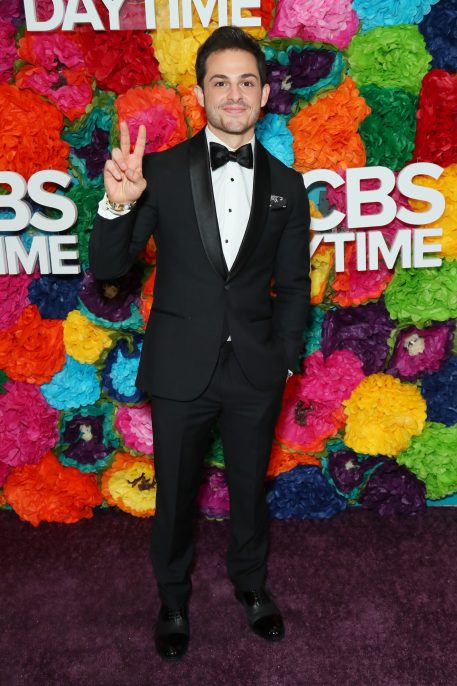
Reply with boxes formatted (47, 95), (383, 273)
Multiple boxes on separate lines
(209, 142), (254, 171)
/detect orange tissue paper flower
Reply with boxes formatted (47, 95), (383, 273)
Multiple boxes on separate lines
(267, 440), (320, 479)
(288, 77), (370, 173)
(140, 268), (156, 328)
(0, 305), (65, 384)
(177, 84), (207, 135)
(138, 235), (157, 265)
(4, 451), (102, 526)
(0, 83), (69, 180)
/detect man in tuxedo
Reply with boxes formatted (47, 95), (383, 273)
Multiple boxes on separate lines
(89, 25), (310, 661)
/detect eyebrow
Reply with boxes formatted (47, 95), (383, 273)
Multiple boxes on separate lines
(209, 73), (259, 81)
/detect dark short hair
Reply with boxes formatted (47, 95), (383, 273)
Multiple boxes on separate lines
(195, 26), (267, 88)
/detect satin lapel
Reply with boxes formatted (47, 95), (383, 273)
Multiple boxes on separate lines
(227, 140), (271, 282)
(189, 129), (227, 279)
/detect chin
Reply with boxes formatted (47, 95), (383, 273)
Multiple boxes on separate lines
(222, 119), (252, 133)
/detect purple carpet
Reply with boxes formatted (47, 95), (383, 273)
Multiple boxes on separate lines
(1, 508), (456, 686)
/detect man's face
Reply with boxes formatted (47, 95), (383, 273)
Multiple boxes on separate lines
(194, 49), (270, 144)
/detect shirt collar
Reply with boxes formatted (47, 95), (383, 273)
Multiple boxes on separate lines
(205, 126), (255, 153)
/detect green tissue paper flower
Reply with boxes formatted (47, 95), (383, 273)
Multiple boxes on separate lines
(302, 306), (325, 357)
(0, 369), (8, 394)
(397, 422), (457, 499)
(385, 260), (457, 326)
(347, 25), (431, 94)
(204, 425), (225, 468)
(359, 85), (418, 170)
(67, 185), (105, 267)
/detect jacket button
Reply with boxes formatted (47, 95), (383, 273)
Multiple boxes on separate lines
(224, 284), (230, 290)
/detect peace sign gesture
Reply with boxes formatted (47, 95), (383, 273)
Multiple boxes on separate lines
(104, 121), (147, 205)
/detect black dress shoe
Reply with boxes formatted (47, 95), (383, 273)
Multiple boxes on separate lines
(235, 588), (285, 641)
(154, 605), (190, 661)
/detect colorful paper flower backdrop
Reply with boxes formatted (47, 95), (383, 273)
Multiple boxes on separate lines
(1, 0), (457, 525)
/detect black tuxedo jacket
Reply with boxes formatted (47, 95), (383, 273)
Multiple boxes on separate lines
(89, 128), (311, 401)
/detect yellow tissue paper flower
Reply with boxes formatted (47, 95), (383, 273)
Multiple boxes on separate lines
(63, 310), (113, 364)
(309, 200), (334, 304)
(343, 373), (426, 456)
(408, 163), (457, 258)
(311, 244), (334, 304)
(309, 199), (320, 219)
(152, 1), (265, 86)
(101, 452), (156, 517)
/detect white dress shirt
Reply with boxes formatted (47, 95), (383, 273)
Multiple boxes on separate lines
(205, 127), (254, 270)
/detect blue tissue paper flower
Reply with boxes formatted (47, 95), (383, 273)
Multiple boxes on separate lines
(354, 0), (440, 32)
(256, 114), (294, 167)
(41, 355), (101, 409)
(102, 336), (146, 403)
(421, 357), (457, 426)
(419, 0), (457, 71)
(28, 275), (82, 319)
(266, 465), (347, 519)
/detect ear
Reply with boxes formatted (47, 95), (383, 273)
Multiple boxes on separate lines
(261, 83), (270, 109)
(194, 84), (205, 109)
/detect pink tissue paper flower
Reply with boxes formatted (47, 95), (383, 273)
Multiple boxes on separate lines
(0, 381), (59, 467)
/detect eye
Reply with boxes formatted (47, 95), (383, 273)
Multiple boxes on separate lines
(241, 80), (255, 87)
(214, 81), (226, 87)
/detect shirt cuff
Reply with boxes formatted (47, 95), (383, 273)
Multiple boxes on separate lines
(97, 195), (134, 219)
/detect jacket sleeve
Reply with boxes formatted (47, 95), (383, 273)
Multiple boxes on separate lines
(88, 154), (158, 281)
(272, 170), (311, 372)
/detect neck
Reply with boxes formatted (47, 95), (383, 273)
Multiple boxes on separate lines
(206, 123), (254, 149)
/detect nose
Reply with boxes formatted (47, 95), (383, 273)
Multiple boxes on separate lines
(227, 82), (242, 101)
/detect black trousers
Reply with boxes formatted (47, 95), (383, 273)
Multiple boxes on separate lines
(149, 342), (286, 608)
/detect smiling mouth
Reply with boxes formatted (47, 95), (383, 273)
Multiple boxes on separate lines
(222, 106), (247, 114)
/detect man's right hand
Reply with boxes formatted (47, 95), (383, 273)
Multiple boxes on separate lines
(104, 121), (147, 205)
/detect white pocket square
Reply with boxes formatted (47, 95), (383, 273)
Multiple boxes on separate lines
(269, 194), (287, 209)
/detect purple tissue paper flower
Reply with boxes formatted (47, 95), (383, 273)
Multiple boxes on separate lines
(74, 126), (110, 179)
(79, 266), (143, 322)
(321, 300), (395, 375)
(327, 449), (385, 494)
(360, 460), (426, 516)
(387, 321), (455, 382)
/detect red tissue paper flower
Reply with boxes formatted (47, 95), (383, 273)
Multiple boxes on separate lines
(116, 84), (188, 153)
(16, 33), (92, 120)
(0, 304), (65, 384)
(4, 451), (102, 526)
(0, 83), (69, 180)
(330, 229), (397, 307)
(413, 69), (457, 168)
(250, 0), (275, 31)
(77, 29), (161, 94)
